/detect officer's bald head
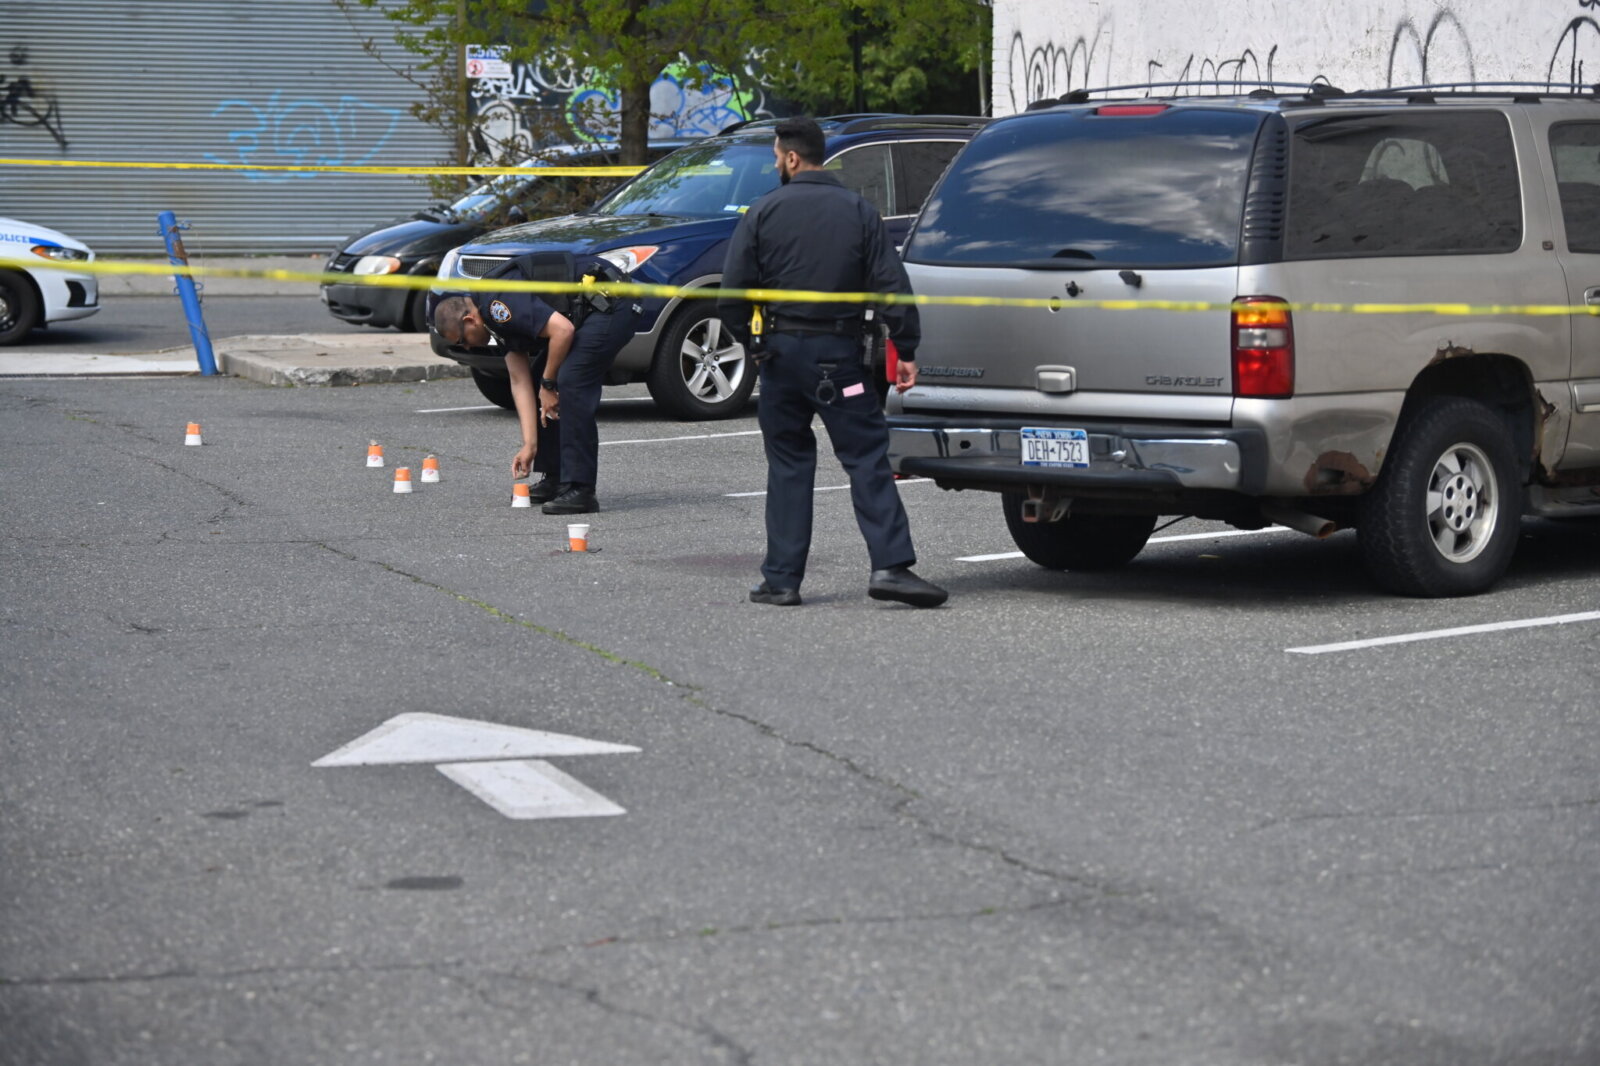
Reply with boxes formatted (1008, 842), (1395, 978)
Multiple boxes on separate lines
(433, 295), (474, 344)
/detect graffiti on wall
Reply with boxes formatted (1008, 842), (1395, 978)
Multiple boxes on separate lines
(468, 57), (771, 160)
(203, 90), (402, 180)
(0, 45), (67, 149)
(1387, 10), (1476, 86)
(1005, 1), (1599, 112)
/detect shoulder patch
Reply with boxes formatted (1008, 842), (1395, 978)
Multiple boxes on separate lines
(488, 299), (512, 323)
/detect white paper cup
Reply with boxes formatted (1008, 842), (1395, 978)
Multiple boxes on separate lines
(567, 523), (591, 552)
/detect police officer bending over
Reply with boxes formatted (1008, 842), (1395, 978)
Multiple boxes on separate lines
(433, 254), (640, 514)
(719, 116), (947, 608)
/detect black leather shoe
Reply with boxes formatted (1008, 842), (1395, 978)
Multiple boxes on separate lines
(749, 582), (802, 606)
(542, 485), (598, 515)
(868, 566), (947, 608)
(527, 475), (561, 503)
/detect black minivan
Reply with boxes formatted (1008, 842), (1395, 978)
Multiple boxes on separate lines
(320, 141), (687, 332)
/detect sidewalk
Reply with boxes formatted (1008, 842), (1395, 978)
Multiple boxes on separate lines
(1, 257), (469, 384)
(99, 255), (333, 298)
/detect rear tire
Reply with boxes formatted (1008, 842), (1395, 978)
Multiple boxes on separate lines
(646, 305), (755, 420)
(1001, 493), (1156, 570)
(1358, 396), (1522, 596)
(0, 271), (40, 346)
(470, 368), (516, 410)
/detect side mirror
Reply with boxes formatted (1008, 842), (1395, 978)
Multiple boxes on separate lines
(506, 204), (527, 224)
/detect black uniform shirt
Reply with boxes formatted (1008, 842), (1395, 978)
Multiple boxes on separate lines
(719, 170), (920, 358)
(473, 258), (556, 352)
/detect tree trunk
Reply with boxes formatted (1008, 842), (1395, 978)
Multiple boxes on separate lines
(618, 0), (651, 166)
(620, 73), (652, 166)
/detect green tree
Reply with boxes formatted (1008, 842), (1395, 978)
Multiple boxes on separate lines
(340, 0), (990, 168)
(760, 0), (989, 117)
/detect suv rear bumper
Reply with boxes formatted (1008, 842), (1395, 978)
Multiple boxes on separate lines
(887, 415), (1268, 495)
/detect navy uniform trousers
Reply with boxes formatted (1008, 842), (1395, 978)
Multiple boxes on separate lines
(758, 331), (916, 589)
(534, 302), (640, 486)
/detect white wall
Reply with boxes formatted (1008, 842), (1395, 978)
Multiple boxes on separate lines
(994, 0), (1600, 115)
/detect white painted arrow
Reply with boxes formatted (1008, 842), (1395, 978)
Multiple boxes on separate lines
(313, 713), (638, 820)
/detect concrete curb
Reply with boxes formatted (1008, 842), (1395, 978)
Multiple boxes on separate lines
(213, 335), (469, 386)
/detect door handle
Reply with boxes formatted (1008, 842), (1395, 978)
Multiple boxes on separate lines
(1586, 287), (1600, 306)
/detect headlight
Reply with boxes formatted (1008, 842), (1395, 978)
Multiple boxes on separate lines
(436, 247), (462, 281)
(353, 255), (402, 275)
(597, 246), (658, 273)
(32, 244), (89, 262)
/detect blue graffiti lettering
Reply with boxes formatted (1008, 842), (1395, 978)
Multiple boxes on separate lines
(203, 90), (402, 181)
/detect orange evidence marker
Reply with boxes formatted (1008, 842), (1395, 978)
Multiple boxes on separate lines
(393, 467), (413, 494)
(366, 441), (384, 468)
(184, 422), (203, 446)
(421, 455), (441, 483)
(512, 482), (532, 508)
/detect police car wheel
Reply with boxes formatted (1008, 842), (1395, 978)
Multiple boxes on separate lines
(647, 306), (755, 421)
(469, 368), (516, 410)
(0, 271), (41, 346)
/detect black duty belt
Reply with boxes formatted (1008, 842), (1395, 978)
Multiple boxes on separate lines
(769, 315), (864, 337)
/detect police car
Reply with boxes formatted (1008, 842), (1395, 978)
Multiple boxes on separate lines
(0, 217), (99, 345)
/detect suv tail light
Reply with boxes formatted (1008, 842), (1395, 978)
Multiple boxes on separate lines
(1232, 296), (1294, 398)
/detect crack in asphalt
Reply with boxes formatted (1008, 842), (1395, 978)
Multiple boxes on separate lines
(0, 896), (1073, 991)
(311, 541), (1109, 896)
(1251, 795), (1600, 832)
(449, 970), (756, 1064)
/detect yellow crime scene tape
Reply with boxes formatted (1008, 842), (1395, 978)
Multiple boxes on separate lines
(6, 255), (1598, 317)
(0, 157), (645, 178)
(3, 156), (1597, 315)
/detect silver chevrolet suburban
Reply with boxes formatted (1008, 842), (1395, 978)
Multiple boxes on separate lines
(886, 84), (1600, 596)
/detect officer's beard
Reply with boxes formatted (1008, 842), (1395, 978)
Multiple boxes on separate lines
(778, 161), (791, 185)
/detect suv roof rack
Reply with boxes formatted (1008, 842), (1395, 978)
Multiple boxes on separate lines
(1025, 80), (1345, 109)
(1343, 81), (1600, 99)
(833, 114), (989, 133)
(719, 113), (989, 136)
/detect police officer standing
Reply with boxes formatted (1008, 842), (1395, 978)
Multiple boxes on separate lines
(433, 254), (639, 514)
(719, 117), (947, 608)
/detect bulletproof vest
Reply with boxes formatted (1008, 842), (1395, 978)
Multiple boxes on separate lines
(506, 252), (631, 326)
(427, 251), (631, 329)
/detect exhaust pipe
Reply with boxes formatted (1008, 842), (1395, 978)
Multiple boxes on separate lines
(1262, 503), (1337, 539)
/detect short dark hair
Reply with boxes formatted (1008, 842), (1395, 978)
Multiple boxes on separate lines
(433, 295), (471, 342)
(774, 117), (825, 166)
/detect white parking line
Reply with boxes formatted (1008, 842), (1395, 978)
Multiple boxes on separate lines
(1287, 610), (1600, 655)
(958, 525), (1291, 562)
(418, 398), (649, 414)
(603, 429), (762, 447)
(725, 477), (930, 499)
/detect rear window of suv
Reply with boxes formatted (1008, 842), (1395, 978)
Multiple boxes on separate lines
(903, 107), (1263, 268)
(1285, 110), (1522, 258)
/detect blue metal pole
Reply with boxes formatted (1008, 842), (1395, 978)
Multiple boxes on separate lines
(158, 210), (218, 376)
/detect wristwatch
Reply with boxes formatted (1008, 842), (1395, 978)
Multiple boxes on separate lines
(539, 378), (559, 391)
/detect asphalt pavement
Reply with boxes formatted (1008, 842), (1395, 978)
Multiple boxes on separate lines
(2, 353), (1597, 1064)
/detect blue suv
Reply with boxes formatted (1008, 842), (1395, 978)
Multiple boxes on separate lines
(433, 114), (986, 419)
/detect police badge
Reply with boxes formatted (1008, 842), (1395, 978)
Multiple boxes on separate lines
(488, 299), (512, 323)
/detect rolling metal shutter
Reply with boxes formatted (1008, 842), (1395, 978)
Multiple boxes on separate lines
(1, 0), (452, 254)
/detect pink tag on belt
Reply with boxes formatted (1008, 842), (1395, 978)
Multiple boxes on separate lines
(842, 382), (866, 397)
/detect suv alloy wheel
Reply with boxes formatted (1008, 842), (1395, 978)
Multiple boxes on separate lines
(647, 303), (755, 420)
(1358, 396), (1523, 596)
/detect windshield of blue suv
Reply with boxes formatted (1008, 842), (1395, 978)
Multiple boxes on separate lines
(592, 141), (778, 218)
(904, 108), (1262, 267)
